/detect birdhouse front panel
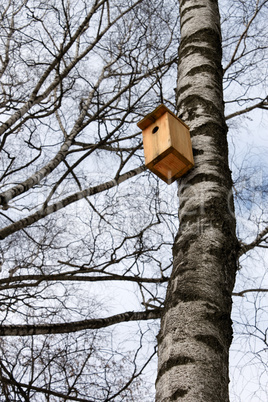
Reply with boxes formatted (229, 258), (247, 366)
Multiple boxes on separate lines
(141, 112), (171, 166)
(137, 104), (194, 184)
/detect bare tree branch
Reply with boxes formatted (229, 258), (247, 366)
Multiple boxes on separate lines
(238, 225), (268, 257)
(233, 288), (268, 297)
(0, 309), (162, 337)
(223, 0), (267, 74)
(0, 165), (146, 240)
(0, 271), (168, 291)
(1, 375), (93, 402)
(225, 98), (268, 120)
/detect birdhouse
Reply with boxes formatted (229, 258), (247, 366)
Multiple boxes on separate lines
(137, 104), (194, 184)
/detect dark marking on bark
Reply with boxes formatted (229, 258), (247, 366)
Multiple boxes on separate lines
(179, 83), (192, 94)
(172, 290), (205, 304)
(180, 0), (217, 9)
(195, 334), (224, 353)
(206, 310), (234, 345)
(179, 45), (223, 74)
(190, 121), (228, 138)
(178, 0), (188, 8)
(179, 174), (230, 199)
(177, 212), (236, 249)
(192, 148), (204, 156)
(156, 355), (195, 383)
(173, 232), (198, 256)
(171, 388), (189, 399)
(172, 264), (196, 278)
(186, 64), (217, 77)
(166, 268), (215, 305)
(179, 29), (222, 59)
(180, 16), (194, 28)
(178, 95), (225, 124)
(180, 5), (206, 19)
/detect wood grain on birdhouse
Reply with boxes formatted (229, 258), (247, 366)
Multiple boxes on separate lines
(137, 104), (194, 184)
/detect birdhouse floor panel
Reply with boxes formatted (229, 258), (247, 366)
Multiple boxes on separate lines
(153, 152), (186, 179)
(147, 147), (193, 184)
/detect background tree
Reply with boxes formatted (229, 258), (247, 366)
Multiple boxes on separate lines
(0, 0), (268, 401)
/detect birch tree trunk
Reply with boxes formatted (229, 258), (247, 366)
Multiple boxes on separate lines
(156, 1), (238, 401)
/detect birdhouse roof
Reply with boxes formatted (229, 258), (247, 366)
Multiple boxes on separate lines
(137, 104), (189, 130)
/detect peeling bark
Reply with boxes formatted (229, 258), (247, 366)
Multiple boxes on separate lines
(156, 1), (238, 401)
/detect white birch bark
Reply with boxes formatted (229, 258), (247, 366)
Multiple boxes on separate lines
(156, 1), (238, 401)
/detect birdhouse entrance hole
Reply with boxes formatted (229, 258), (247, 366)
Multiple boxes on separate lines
(137, 104), (194, 184)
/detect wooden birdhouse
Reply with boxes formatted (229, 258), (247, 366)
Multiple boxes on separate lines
(137, 104), (194, 184)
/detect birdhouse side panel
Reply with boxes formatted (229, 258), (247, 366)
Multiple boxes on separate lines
(167, 113), (194, 165)
(142, 112), (171, 166)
